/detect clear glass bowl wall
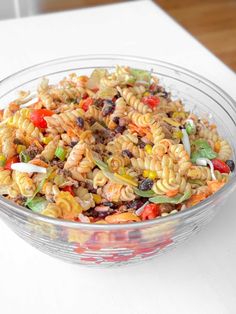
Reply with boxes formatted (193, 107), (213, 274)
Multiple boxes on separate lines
(0, 55), (236, 267)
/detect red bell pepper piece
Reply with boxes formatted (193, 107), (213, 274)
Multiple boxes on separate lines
(81, 97), (93, 111)
(61, 186), (75, 196)
(30, 109), (54, 129)
(212, 158), (230, 174)
(140, 204), (160, 220)
(142, 95), (160, 109)
(4, 155), (20, 170)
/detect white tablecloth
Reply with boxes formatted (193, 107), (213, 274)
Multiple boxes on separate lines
(0, 1), (236, 314)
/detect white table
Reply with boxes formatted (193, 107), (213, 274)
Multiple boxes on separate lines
(0, 1), (236, 314)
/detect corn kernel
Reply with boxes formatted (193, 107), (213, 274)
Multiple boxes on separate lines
(143, 92), (150, 97)
(143, 170), (150, 178)
(148, 171), (157, 180)
(173, 130), (183, 139)
(145, 144), (153, 154)
(17, 145), (26, 154)
(92, 194), (102, 204)
(42, 137), (52, 145)
(172, 111), (186, 119)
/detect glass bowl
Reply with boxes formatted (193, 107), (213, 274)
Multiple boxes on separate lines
(0, 54), (236, 267)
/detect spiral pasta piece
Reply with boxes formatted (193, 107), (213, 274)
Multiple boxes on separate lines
(0, 127), (16, 159)
(117, 87), (151, 114)
(112, 97), (127, 118)
(218, 139), (232, 161)
(198, 127), (219, 143)
(45, 110), (82, 133)
(75, 186), (95, 210)
(130, 85), (146, 96)
(55, 191), (83, 219)
(40, 136), (60, 161)
(0, 170), (12, 186)
(41, 203), (62, 218)
(187, 166), (212, 181)
(93, 169), (108, 188)
(169, 144), (192, 175)
(131, 157), (162, 172)
(120, 185), (135, 201)
(152, 179), (179, 195)
(85, 106), (117, 129)
(13, 171), (36, 198)
(8, 110), (42, 139)
(41, 182), (60, 201)
(150, 122), (165, 145)
(127, 110), (155, 127)
(107, 155), (126, 172)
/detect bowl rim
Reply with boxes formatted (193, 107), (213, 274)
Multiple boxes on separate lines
(0, 53), (236, 230)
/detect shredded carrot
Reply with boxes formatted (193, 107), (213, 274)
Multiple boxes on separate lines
(166, 189), (179, 197)
(67, 127), (77, 137)
(78, 75), (89, 87)
(210, 124), (217, 130)
(9, 102), (20, 112)
(105, 212), (140, 223)
(129, 123), (148, 136)
(29, 159), (49, 168)
(186, 193), (207, 207)
(214, 141), (221, 153)
(207, 180), (225, 194)
(0, 110), (4, 121)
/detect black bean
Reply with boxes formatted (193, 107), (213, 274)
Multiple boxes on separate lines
(115, 125), (126, 134)
(122, 149), (133, 158)
(226, 160), (235, 172)
(70, 141), (78, 147)
(102, 103), (115, 116)
(76, 117), (84, 128)
(104, 100), (115, 106)
(13, 138), (23, 145)
(84, 209), (99, 218)
(112, 116), (120, 124)
(139, 179), (154, 191)
(138, 138), (146, 148)
(94, 98), (104, 107)
(102, 202), (115, 208)
(116, 90), (121, 98)
(86, 118), (96, 126)
(127, 199), (146, 210)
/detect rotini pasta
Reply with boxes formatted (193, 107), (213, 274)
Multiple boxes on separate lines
(0, 65), (233, 223)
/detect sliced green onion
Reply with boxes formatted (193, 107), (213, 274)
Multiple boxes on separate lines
(149, 190), (191, 204)
(19, 151), (30, 163)
(133, 188), (156, 197)
(27, 197), (48, 213)
(55, 146), (67, 161)
(185, 119), (196, 135)
(25, 168), (53, 206)
(131, 68), (151, 83)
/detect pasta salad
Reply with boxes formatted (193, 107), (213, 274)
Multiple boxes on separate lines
(0, 66), (234, 223)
